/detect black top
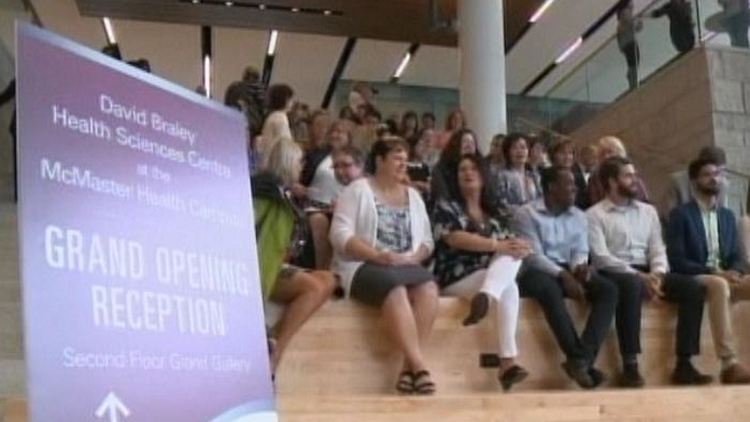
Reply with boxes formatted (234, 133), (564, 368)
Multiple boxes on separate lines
(432, 199), (514, 287)
(652, 1), (695, 53)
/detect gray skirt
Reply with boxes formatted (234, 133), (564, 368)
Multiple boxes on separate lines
(350, 263), (434, 307)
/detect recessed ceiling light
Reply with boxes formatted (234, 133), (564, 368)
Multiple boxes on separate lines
(291, 7), (300, 12)
(192, 0), (200, 4)
(258, 4), (266, 10)
(225, 1), (233, 5)
(323, 10), (332, 15)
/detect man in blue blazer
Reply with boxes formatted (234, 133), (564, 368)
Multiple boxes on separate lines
(667, 157), (750, 384)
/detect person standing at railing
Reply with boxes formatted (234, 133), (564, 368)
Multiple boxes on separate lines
(617, 1), (644, 90)
(651, 0), (696, 53)
(719, 0), (750, 48)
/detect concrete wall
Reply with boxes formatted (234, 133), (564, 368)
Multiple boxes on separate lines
(709, 47), (750, 216)
(571, 46), (750, 216)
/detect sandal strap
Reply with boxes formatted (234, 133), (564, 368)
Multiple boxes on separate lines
(396, 371), (414, 393)
(412, 370), (436, 394)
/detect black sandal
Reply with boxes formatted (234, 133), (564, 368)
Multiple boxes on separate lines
(396, 371), (414, 394)
(412, 370), (436, 395)
(499, 365), (529, 392)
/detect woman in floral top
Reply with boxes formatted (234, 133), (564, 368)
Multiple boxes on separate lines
(433, 154), (532, 391)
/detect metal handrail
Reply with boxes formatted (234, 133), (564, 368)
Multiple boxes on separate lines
(514, 117), (574, 141)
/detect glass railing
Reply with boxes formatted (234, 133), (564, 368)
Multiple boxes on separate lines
(545, 0), (750, 104)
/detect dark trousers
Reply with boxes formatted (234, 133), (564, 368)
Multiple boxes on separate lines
(601, 271), (705, 358)
(518, 267), (618, 366)
(620, 42), (640, 89)
(725, 11), (750, 48)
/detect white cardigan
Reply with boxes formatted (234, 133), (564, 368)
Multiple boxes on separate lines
(329, 178), (434, 297)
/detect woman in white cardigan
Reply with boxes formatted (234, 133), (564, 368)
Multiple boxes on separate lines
(330, 137), (439, 395)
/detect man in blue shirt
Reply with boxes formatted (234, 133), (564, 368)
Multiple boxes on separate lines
(514, 166), (618, 389)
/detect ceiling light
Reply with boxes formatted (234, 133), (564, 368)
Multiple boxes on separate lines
(529, 0), (556, 23)
(102, 17), (116, 44)
(192, 0), (200, 3)
(393, 53), (412, 79)
(225, 1), (233, 6)
(291, 7), (300, 12)
(323, 10), (332, 16)
(555, 37), (582, 64)
(258, 4), (266, 10)
(267, 30), (278, 56)
(203, 55), (211, 98)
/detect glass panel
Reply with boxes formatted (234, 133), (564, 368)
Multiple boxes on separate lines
(547, 0), (703, 103)
(697, 0), (750, 48)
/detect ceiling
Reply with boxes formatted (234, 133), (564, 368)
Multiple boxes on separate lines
(9, 0), (718, 111)
(72, 0), (546, 49)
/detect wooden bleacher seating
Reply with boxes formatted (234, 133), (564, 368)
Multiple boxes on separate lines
(276, 297), (750, 395)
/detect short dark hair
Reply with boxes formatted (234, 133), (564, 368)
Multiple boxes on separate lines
(549, 139), (575, 161)
(697, 146), (726, 166)
(540, 166), (572, 195)
(333, 145), (365, 166)
(367, 137), (409, 174)
(598, 156), (633, 192)
(502, 132), (528, 166)
(422, 112), (435, 121)
(267, 84), (294, 111)
(242, 66), (260, 82)
(688, 157), (720, 180)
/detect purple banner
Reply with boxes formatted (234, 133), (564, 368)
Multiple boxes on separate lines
(16, 24), (275, 422)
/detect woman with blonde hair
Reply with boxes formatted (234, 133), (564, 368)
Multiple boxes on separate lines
(253, 140), (336, 373)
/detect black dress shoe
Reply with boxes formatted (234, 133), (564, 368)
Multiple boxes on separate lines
(562, 361), (595, 389)
(672, 363), (713, 385)
(589, 367), (607, 388)
(619, 364), (645, 388)
(463, 292), (490, 326)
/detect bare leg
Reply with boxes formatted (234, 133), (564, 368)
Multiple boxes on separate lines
(381, 286), (427, 372)
(407, 281), (439, 349)
(270, 270), (335, 372)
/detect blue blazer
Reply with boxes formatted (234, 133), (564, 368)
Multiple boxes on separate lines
(666, 201), (744, 275)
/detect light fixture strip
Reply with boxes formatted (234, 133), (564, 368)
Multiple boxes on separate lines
(393, 53), (412, 79)
(529, 0), (556, 23)
(267, 30), (279, 56)
(102, 17), (116, 44)
(555, 37), (582, 64)
(203, 55), (212, 98)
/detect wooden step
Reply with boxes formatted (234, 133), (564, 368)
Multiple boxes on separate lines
(4, 387), (750, 422)
(275, 298), (750, 395)
(277, 387), (750, 422)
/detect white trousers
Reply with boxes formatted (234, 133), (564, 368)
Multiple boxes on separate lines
(443, 255), (522, 358)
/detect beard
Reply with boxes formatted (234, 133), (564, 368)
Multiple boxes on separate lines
(617, 183), (638, 199)
(696, 183), (720, 196)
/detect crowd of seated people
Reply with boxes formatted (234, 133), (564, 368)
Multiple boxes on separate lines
(242, 81), (750, 396)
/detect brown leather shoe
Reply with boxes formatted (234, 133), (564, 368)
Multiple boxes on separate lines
(720, 363), (750, 384)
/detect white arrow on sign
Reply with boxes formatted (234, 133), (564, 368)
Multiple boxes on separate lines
(95, 392), (130, 422)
